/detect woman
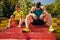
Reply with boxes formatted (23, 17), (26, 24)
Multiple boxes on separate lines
(7, 5), (24, 28)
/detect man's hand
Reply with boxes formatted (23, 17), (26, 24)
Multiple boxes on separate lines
(31, 7), (35, 12)
(40, 14), (44, 20)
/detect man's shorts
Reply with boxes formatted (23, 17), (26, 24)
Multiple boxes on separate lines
(31, 18), (46, 25)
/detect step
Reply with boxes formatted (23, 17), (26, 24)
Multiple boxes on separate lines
(0, 24), (56, 40)
(0, 39), (56, 40)
(0, 28), (56, 39)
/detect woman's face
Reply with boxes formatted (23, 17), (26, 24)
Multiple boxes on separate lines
(15, 7), (20, 12)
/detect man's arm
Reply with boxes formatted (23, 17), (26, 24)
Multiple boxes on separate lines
(29, 7), (35, 13)
(41, 6), (48, 16)
(28, 7), (35, 16)
(41, 6), (46, 10)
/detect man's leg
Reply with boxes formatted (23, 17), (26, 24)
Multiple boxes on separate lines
(44, 14), (55, 32)
(25, 15), (33, 28)
(25, 14), (37, 28)
(23, 14), (37, 32)
(40, 14), (44, 20)
(23, 15), (33, 32)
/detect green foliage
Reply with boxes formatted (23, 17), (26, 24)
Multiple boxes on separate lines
(18, 0), (34, 18)
(45, 0), (60, 17)
(57, 20), (60, 25)
(0, 0), (34, 18)
(52, 18), (57, 23)
(1, 0), (60, 18)
(0, 1), (4, 16)
(0, 0), (18, 18)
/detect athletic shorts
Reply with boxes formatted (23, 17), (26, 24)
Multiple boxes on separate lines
(31, 18), (46, 25)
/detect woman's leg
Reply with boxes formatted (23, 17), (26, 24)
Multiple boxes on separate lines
(7, 15), (15, 28)
(18, 18), (25, 28)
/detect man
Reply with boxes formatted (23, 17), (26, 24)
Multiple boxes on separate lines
(7, 5), (25, 28)
(23, 2), (55, 32)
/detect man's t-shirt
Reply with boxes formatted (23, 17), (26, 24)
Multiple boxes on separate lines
(33, 7), (44, 19)
(13, 11), (24, 20)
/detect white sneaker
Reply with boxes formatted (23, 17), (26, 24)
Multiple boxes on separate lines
(7, 25), (10, 28)
(17, 26), (21, 28)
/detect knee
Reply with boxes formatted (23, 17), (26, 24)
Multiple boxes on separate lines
(44, 14), (52, 21)
(10, 15), (14, 18)
(26, 15), (33, 22)
(40, 14), (44, 20)
(10, 15), (15, 21)
(25, 15), (30, 21)
(47, 14), (51, 17)
(26, 15), (32, 19)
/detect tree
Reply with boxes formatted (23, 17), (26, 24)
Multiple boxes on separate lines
(18, 0), (34, 18)
(0, 0), (4, 17)
(54, 0), (60, 16)
(0, 0), (34, 18)
(45, 0), (60, 17)
(2, 0), (18, 18)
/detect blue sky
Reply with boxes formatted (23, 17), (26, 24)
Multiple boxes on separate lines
(34, 0), (55, 5)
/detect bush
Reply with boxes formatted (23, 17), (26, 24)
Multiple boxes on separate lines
(52, 18), (57, 23)
(57, 20), (60, 25)
(52, 23), (57, 27)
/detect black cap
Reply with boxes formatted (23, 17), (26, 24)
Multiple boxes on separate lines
(36, 2), (41, 8)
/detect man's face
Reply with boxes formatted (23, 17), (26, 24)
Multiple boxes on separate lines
(36, 5), (40, 8)
(36, 6), (40, 10)
(36, 4), (41, 10)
